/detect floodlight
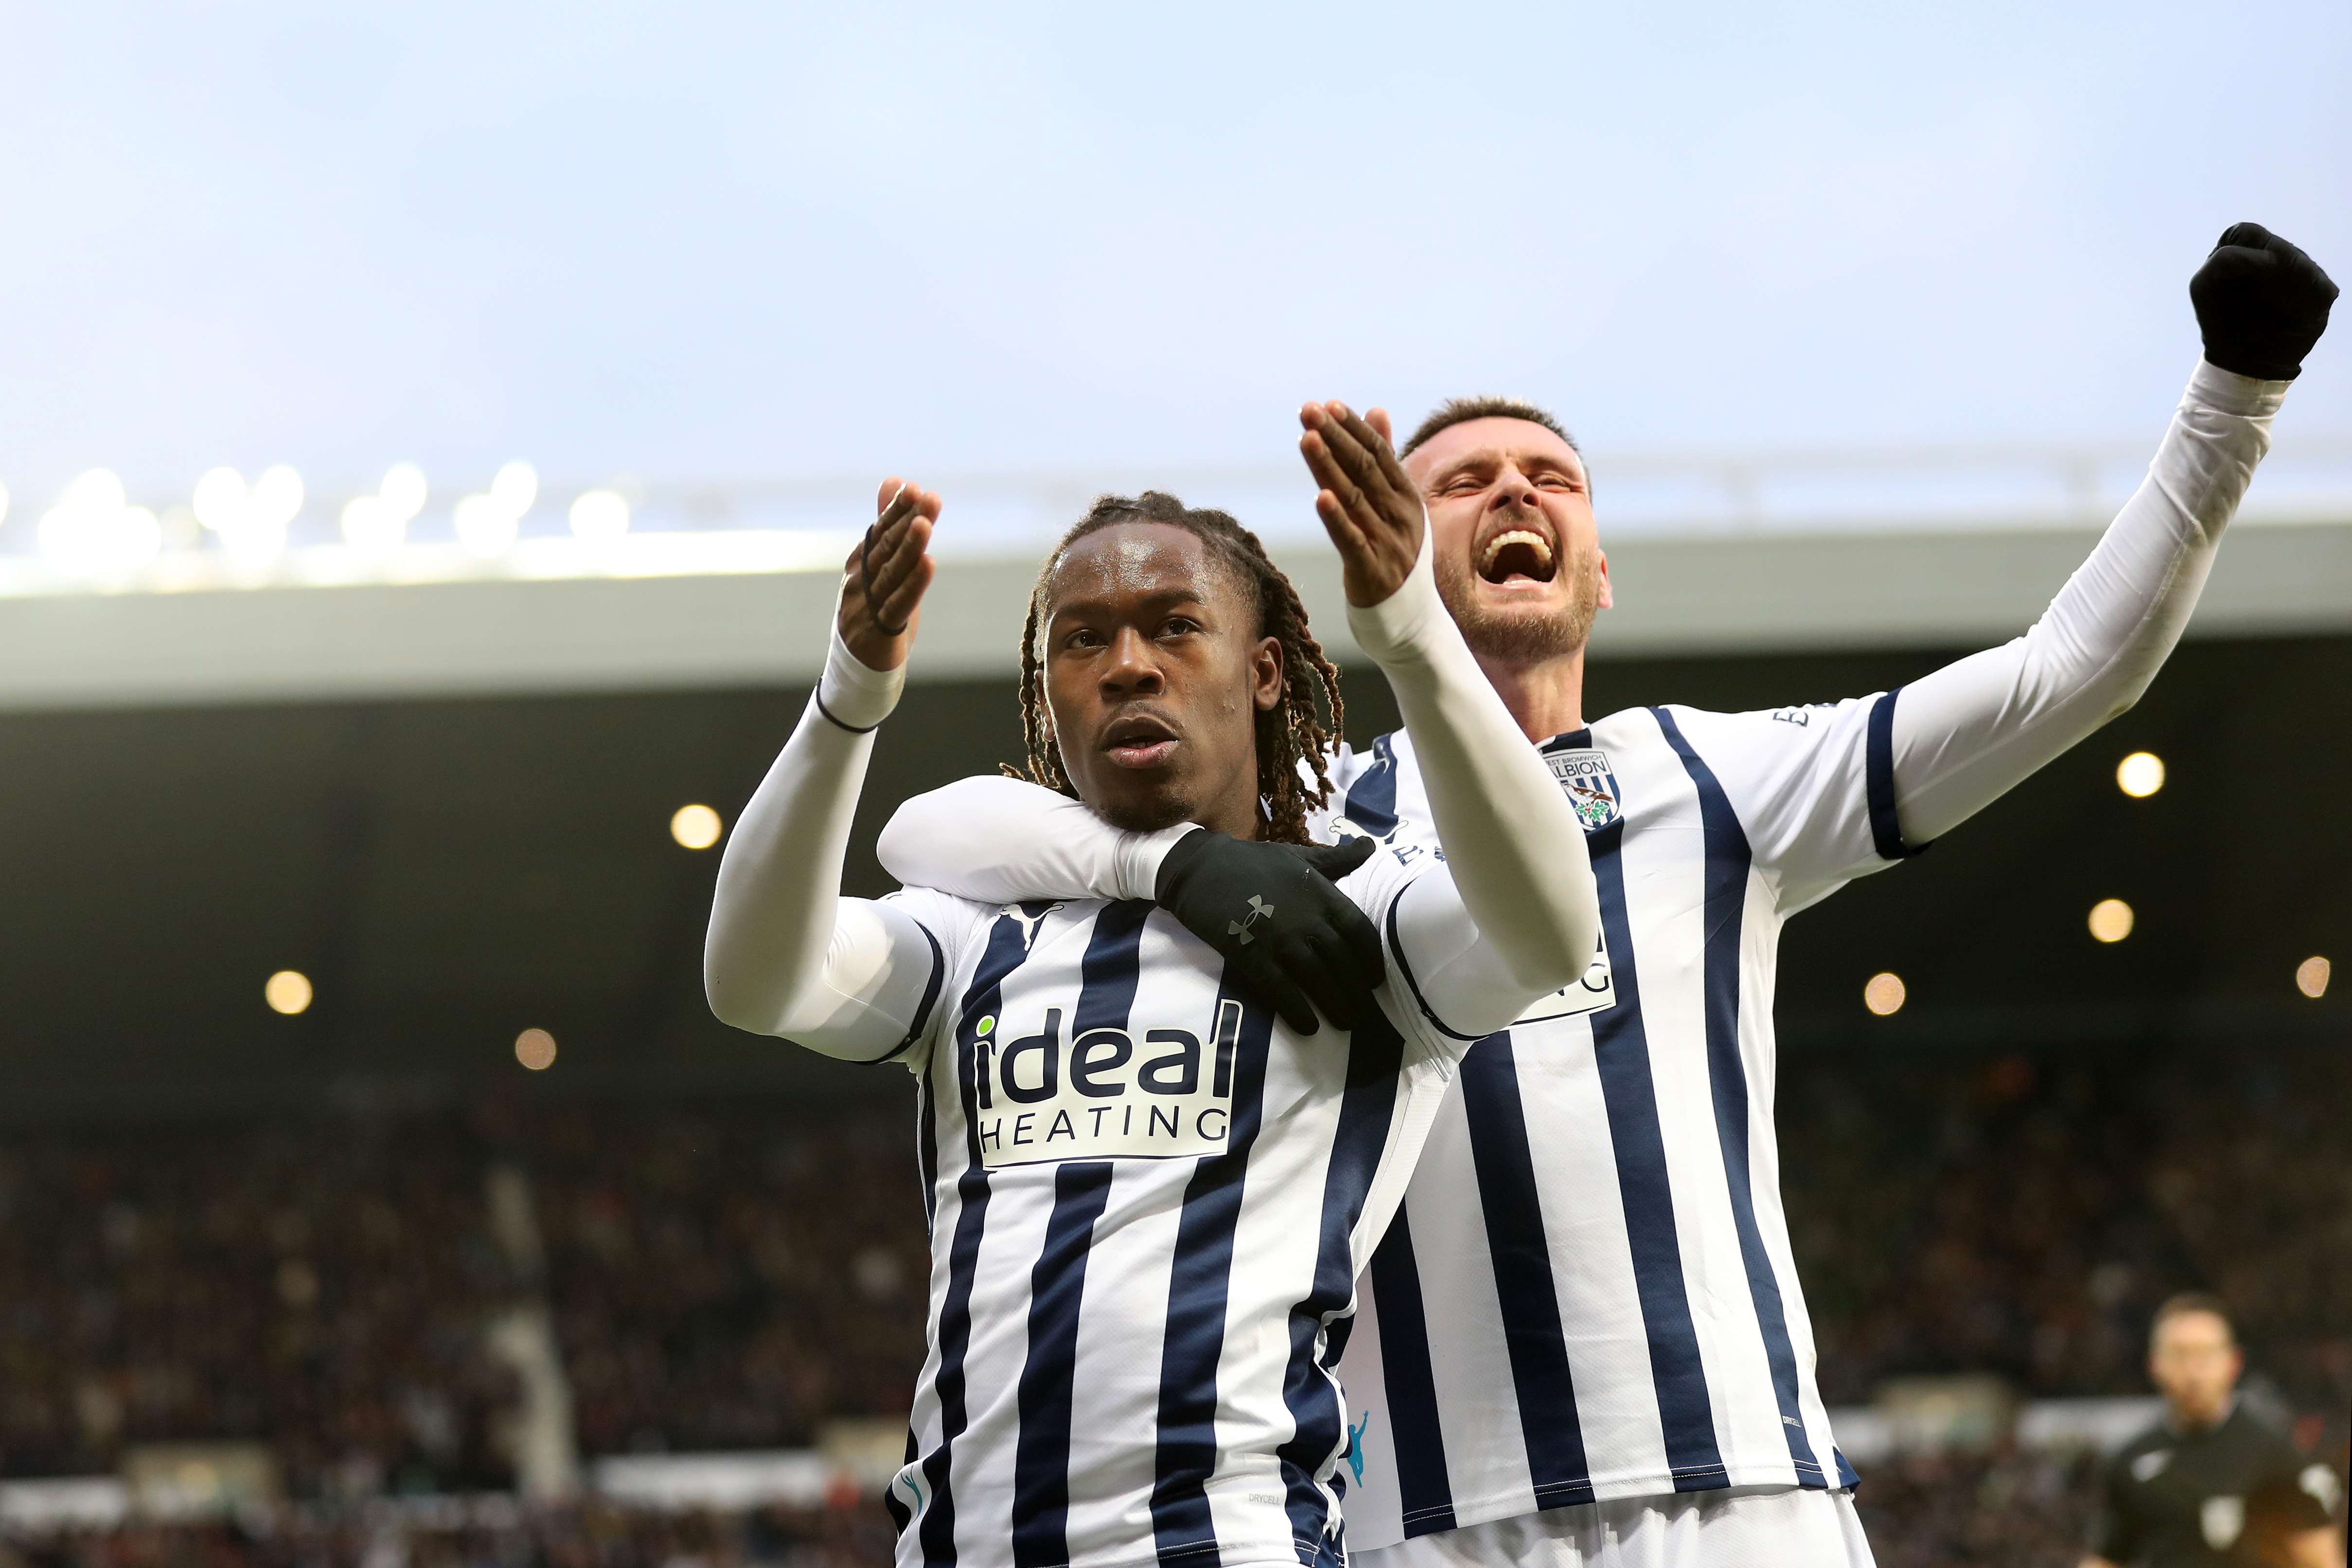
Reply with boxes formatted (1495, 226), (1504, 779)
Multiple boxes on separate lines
(2116, 752), (2164, 797)
(2087, 899), (2134, 943)
(2297, 956), (2330, 999)
(342, 495), (404, 553)
(671, 804), (723, 849)
(514, 1029), (558, 1071)
(39, 471), (162, 573)
(454, 493), (517, 556)
(193, 467), (248, 530)
(67, 469), (125, 512)
(252, 466), (304, 528)
(1863, 972), (1906, 1015)
(380, 462), (428, 522)
(490, 461), (537, 518)
(265, 970), (313, 1014)
(568, 489), (630, 541)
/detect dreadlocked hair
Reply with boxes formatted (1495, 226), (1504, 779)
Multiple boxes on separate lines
(1006, 491), (1345, 846)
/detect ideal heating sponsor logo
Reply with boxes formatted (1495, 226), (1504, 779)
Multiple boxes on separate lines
(967, 998), (1243, 1168)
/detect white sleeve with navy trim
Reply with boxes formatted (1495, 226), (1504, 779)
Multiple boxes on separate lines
(1670, 358), (2286, 917)
(1645, 696), (1901, 916)
(1885, 359), (2283, 848)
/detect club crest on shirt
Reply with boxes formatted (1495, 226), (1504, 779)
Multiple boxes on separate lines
(1544, 748), (1621, 831)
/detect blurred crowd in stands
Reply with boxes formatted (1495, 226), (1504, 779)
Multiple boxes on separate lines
(0, 1498), (897, 1568)
(0, 1036), (2341, 1568)
(1782, 1037), (2352, 1430)
(0, 1460), (2103, 1568)
(1851, 1447), (2104, 1568)
(0, 1103), (929, 1494)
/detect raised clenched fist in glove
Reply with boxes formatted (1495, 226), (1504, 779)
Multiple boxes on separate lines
(2191, 223), (2337, 382)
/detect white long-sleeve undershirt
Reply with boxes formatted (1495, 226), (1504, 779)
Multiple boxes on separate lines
(1885, 358), (2282, 845)
(704, 625), (942, 1061)
(706, 546), (1602, 1060)
(879, 360), (2287, 911)
(1351, 530), (1601, 1007)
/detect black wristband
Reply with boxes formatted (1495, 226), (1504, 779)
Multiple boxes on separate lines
(813, 689), (883, 735)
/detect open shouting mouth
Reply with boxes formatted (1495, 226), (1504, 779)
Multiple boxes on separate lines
(1476, 519), (1559, 584)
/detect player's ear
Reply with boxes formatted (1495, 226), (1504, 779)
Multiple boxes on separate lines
(1251, 635), (1284, 712)
(1595, 550), (1613, 612)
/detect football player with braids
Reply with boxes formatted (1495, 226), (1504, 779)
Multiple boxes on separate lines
(1008, 492), (1346, 849)
(879, 227), (2336, 1566)
(703, 404), (1601, 1568)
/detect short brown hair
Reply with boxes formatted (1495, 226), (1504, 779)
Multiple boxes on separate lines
(1400, 396), (1580, 460)
(2152, 1292), (2234, 1341)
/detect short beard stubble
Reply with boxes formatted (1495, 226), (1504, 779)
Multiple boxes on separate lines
(1431, 527), (1603, 665)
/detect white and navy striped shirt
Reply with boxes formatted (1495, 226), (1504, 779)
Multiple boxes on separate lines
(879, 846), (1475, 1568)
(1326, 698), (1910, 1548)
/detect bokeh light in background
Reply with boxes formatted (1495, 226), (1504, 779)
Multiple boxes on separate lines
(2115, 751), (2165, 797)
(450, 462), (536, 557)
(340, 463), (429, 553)
(2297, 955), (2331, 998)
(2087, 898), (2135, 943)
(490, 462), (538, 518)
(38, 470), (161, 573)
(193, 465), (303, 564)
(1864, 972), (1907, 1015)
(264, 970), (313, 1015)
(380, 462), (429, 520)
(671, 804), (723, 849)
(568, 489), (630, 540)
(514, 1028), (558, 1070)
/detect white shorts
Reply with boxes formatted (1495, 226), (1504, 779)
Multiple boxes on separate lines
(1348, 1486), (1877, 1568)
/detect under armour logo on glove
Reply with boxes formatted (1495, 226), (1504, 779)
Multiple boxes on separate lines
(1152, 830), (1382, 1035)
(1227, 895), (1275, 945)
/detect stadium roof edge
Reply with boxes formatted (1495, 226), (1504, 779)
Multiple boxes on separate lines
(2, 518), (2349, 711)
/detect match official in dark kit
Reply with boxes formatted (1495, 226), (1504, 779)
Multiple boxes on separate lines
(2084, 1294), (2342, 1568)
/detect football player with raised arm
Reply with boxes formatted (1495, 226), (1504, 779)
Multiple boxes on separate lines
(874, 226), (2337, 1567)
(703, 405), (1602, 1568)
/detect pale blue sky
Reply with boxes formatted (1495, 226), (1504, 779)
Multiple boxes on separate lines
(0, 1), (2345, 522)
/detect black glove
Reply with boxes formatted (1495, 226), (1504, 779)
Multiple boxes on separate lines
(2190, 222), (2337, 381)
(1152, 830), (1385, 1036)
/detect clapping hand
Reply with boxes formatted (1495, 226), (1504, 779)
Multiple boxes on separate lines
(838, 478), (940, 671)
(1299, 402), (1425, 609)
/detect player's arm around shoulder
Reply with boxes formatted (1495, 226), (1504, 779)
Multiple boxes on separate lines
(878, 774), (1192, 904)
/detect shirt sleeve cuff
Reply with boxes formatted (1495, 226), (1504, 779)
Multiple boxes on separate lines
(1344, 530), (1448, 668)
(817, 625), (905, 732)
(1117, 823), (1201, 902)
(2190, 356), (2291, 419)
